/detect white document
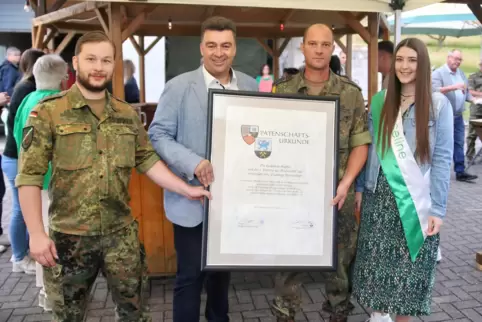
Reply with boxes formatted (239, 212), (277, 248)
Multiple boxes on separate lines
(219, 105), (327, 256)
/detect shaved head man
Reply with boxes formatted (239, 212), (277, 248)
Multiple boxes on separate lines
(302, 24), (334, 71)
(271, 24), (371, 322)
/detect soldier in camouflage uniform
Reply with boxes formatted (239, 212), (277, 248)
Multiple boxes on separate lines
(15, 31), (210, 322)
(270, 24), (371, 322)
(466, 61), (482, 162)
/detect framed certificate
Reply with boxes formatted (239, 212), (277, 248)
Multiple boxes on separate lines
(201, 89), (339, 271)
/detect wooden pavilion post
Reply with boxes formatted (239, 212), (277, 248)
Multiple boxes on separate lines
(367, 13), (379, 106)
(138, 36), (146, 103)
(109, 3), (124, 100)
(380, 14), (391, 41)
(256, 37), (290, 80)
(345, 35), (352, 79)
(273, 39), (280, 79)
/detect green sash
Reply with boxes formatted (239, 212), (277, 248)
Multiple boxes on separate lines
(371, 91), (431, 262)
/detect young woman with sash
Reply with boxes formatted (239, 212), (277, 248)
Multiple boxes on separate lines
(352, 38), (454, 322)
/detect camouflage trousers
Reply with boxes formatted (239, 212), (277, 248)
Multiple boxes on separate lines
(43, 221), (150, 322)
(271, 193), (359, 320)
(466, 104), (482, 159)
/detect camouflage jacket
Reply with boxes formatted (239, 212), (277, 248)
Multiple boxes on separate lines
(16, 84), (160, 236)
(272, 70), (371, 181)
(468, 71), (482, 107)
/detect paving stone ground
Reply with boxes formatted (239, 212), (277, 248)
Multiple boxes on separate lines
(0, 138), (481, 322)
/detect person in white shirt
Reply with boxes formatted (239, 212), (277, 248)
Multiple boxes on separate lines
(148, 16), (258, 322)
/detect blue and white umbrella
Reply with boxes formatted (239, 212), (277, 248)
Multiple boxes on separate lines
(387, 3), (481, 38)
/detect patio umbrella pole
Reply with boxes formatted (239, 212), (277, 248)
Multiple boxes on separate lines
(394, 9), (402, 45)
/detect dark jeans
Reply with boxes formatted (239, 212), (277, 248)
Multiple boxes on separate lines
(0, 155), (5, 236)
(173, 223), (230, 322)
(453, 115), (465, 173)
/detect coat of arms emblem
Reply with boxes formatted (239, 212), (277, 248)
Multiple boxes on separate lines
(254, 138), (272, 159)
(241, 125), (259, 145)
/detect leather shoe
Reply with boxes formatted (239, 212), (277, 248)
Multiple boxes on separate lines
(456, 172), (478, 182)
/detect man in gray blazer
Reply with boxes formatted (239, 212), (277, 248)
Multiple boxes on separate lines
(148, 16), (258, 322)
(432, 49), (477, 182)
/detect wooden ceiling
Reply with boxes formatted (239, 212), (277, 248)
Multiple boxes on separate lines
(33, 1), (377, 39)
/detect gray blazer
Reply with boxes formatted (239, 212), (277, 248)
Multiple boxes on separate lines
(432, 64), (472, 116)
(148, 66), (258, 227)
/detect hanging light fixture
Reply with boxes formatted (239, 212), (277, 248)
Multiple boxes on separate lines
(280, 22), (285, 31)
(168, 18), (172, 30)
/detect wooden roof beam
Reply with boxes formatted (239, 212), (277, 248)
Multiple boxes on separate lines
(139, 20), (314, 29)
(144, 37), (162, 54)
(42, 28), (57, 48)
(50, 24), (362, 39)
(334, 36), (347, 53)
(55, 31), (76, 54)
(129, 36), (144, 56)
(468, 1), (482, 24)
(120, 5), (128, 26)
(356, 13), (368, 21)
(53, 22), (100, 33)
(48, 0), (68, 13)
(334, 27), (357, 36)
(339, 12), (370, 43)
(281, 9), (296, 24)
(33, 1), (108, 27)
(256, 39), (274, 56)
(29, 0), (38, 16)
(122, 7), (154, 42)
(278, 37), (291, 55)
(203, 6), (217, 19)
(34, 25), (46, 49)
(38, 0), (47, 16)
(135, 25), (307, 38)
(379, 13), (390, 40)
(95, 7), (110, 34)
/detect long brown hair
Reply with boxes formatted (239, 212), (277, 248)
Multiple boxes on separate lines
(378, 38), (433, 164)
(17, 48), (45, 85)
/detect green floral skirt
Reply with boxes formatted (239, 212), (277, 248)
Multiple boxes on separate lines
(353, 169), (439, 316)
